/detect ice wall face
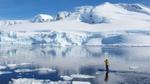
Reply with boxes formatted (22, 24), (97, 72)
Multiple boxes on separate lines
(0, 20), (27, 27)
(1, 30), (150, 46)
(0, 31), (101, 45)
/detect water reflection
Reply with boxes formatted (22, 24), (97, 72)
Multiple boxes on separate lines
(104, 71), (109, 82)
(0, 45), (150, 84)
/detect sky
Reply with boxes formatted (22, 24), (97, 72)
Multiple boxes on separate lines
(0, 0), (149, 20)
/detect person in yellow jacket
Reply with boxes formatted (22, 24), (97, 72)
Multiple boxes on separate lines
(104, 59), (109, 71)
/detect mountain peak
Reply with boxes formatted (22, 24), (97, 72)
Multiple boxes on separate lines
(31, 14), (53, 23)
(100, 2), (116, 7)
(103, 2), (113, 5)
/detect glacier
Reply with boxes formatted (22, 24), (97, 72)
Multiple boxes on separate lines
(1, 30), (150, 46)
(0, 2), (150, 46)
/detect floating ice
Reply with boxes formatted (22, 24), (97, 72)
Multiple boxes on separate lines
(72, 81), (91, 84)
(71, 74), (95, 79)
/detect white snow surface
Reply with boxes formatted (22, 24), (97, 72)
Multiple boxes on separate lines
(0, 2), (150, 46)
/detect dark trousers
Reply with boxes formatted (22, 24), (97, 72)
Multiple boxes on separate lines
(105, 65), (109, 71)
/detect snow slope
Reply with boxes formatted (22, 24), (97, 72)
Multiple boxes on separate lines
(0, 2), (150, 46)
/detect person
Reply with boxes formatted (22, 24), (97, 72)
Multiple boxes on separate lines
(104, 59), (109, 71)
(104, 71), (109, 82)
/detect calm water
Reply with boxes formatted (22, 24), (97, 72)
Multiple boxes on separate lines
(0, 45), (150, 84)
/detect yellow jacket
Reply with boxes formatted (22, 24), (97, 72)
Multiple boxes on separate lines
(105, 59), (109, 65)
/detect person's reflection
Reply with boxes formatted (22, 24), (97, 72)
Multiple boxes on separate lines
(104, 58), (109, 82)
(104, 71), (109, 82)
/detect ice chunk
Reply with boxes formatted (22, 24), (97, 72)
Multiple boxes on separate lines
(71, 74), (95, 79)
(129, 66), (140, 70)
(36, 68), (56, 74)
(72, 81), (91, 84)
(15, 69), (35, 73)
(0, 71), (12, 75)
(60, 76), (73, 81)
(7, 64), (17, 69)
(0, 65), (7, 70)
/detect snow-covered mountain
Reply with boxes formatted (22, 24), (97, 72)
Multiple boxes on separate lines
(31, 14), (53, 23)
(55, 11), (70, 20)
(0, 2), (150, 46)
(118, 3), (150, 15)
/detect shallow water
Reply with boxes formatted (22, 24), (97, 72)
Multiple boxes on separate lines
(0, 45), (150, 84)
